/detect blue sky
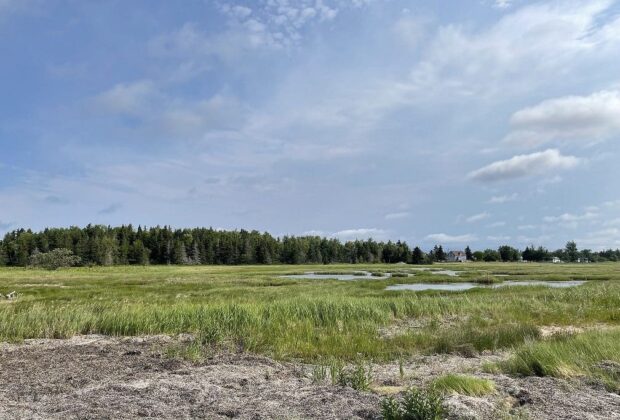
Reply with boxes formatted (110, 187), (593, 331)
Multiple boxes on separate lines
(1, 0), (620, 250)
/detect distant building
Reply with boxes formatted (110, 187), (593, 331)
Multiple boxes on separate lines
(447, 250), (467, 262)
(552, 256), (562, 263)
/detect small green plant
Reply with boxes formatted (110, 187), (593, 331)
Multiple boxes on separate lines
(399, 357), (405, 380)
(380, 396), (401, 419)
(311, 363), (328, 384)
(349, 362), (372, 391)
(381, 386), (444, 420)
(328, 360), (372, 391)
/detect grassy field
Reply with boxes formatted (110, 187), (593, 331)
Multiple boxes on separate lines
(1, 263), (619, 389)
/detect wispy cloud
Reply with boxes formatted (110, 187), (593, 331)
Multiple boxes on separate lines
(425, 233), (477, 243)
(466, 212), (490, 223)
(493, 0), (514, 9)
(543, 211), (598, 223)
(334, 228), (388, 241)
(488, 193), (518, 204)
(469, 149), (580, 182)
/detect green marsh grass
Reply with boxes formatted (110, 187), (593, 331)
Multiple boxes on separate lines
(432, 374), (495, 396)
(499, 328), (620, 392)
(0, 263), (618, 365)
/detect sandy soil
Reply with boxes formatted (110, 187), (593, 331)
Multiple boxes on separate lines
(0, 336), (618, 419)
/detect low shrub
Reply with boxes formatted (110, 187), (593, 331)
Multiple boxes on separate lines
(328, 360), (372, 391)
(29, 248), (81, 270)
(381, 386), (444, 420)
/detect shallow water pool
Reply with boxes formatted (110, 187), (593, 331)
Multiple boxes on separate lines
(385, 280), (586, 291)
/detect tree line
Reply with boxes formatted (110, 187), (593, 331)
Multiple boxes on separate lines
(0, 225), (618, 267)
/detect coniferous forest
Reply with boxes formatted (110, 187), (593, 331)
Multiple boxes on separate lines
(0, 225), (412, 266)
(1, 225), (619, 267)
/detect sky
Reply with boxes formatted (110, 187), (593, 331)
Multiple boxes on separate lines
(1, 0), (619, 251)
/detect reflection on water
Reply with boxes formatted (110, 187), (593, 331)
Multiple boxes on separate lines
(281, 271), (390, 281)
(385, 280), (586, 291)
(430, 270), (462, 277)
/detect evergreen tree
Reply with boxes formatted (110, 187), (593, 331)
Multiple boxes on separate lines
(565, 241), (579, 262)
(172, 240), (189, 264)
(435, 245), (446, 261)
(465, 246), (473, 261)
(411, 247), (424, 265)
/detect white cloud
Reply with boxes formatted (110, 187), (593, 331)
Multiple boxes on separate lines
(493, 0), (513, 9)
(603, 199), (620, 208)
(543, 211), (598, 223)
(504, 90), (620, 147)
(220, 4), (253, 19)
(333, 228), (388, 240)
(469, 149), (580, 182)
(517, 224), (537, 230)
(488, 193), (518, 204)
(425, 233), (477, 243)
(150, 1), (342, 67)
(577, 227), (620, 250)
(385, 211), (411, 220)
(466, 212), (490, 223)
(400, 0), (620, 102)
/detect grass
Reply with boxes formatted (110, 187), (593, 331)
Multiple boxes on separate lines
(432, 374), (495, 396)
(499, 328), (620, 392)
(0, 263), (618, 371)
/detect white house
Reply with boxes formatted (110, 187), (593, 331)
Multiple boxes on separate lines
(552, 256), (562, 263)
(447, 250), (467, 262)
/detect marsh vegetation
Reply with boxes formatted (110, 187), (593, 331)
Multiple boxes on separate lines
(0, 262), (618, 418)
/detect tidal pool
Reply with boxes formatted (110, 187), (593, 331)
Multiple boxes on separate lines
(430, 270), (462, 277)
(385, 280), (586, 291)
(281, 271), (391, 280)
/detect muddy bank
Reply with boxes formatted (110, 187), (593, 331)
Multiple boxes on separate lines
(0, 336), (618, 419)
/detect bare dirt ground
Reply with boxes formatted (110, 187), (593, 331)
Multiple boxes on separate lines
(0, 336), (619, 419)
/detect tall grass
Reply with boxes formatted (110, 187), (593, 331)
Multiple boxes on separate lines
(432, 374), (495, 396)
(0, 263), (618, 363)
(499, 329), (620, 392)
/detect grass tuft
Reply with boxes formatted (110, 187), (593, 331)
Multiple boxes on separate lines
(499, 329), (620, 392)
(432, 374), (495, 396)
